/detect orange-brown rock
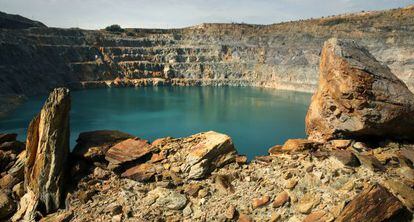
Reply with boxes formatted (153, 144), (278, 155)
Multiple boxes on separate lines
(13, 88), (70, 221)
(306, 38), (414, 142)
(105, 138), (152, 165)
(72, 130), (134, 161)
(121, 163), (156, 182)
(281, 139), (320, 152)
(272, 191), (290, 208)
(336, 184), (406, 222)
(303, 211), (326, 222)
(252, 195), (270, 209)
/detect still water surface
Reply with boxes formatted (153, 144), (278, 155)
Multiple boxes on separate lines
(0, 87), (312, 159)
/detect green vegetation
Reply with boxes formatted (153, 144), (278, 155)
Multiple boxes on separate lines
(105, 24), (124, 33)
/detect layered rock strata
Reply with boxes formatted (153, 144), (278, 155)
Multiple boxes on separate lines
(0, 6), (413, 109)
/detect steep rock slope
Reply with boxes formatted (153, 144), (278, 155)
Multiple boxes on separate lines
(0, 5), (413, 99)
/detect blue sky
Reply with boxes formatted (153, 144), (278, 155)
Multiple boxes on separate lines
(0, 0), (412, 29)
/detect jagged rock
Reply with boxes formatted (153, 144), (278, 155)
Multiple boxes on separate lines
(121, 163), (156, 182)
(13, 88), (70, 221)
(329, 139), (352, 149)
(12, 182), (24, 199)
(306, 38), (414, 141)
(72, 130), (134, 161)
(215, 174), (235, 194)
(336, 184), (407, 222)
(303, 211), (327, 222)
(184, 131), (237, 179)
(0, 191), (15, 220)
(0, 133), (17, 144)
(281, 139), (320, 152)
(105, 138), (152, 165)
(400, 148), (414, 164)
(331, 150), (360, 167)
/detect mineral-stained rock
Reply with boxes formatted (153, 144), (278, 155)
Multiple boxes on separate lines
(121, 163), (156, 182)
(184, 131), (237, 179)
(336, 184), (406, 222)
(13, 88), (70, 221)
(105, 138), (152, 165)
(383, 180), (414, 210)
(281, 139), (320, 152)
(272, 191), (290, 208)
(331, 150), (360, 167)
(72, 130), (134, 161)
(0, 191), (15, 220)
(0, 133), (17, 144)
(306, 38), (414, 141)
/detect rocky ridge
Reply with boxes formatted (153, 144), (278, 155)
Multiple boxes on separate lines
(0, 5), (413, 109)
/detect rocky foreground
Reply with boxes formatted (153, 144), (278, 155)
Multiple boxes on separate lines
(1, 39), (414, 222)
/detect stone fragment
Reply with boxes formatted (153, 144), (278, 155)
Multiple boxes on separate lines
(12, 182), (24, 199)
(105, 138), (151, 165)
(0, 191), (15, 220)
(296, 193), (321, 214)
(252, 195), (270, 209)
(331, 150), (360, 167)
(356, 154), (385, 172)
(235, 155), (248, 164)
(400, 148), (414, 164)
(184, 131), (237, 179)
(148, 187), (187, 210)
(39, 210), (73, 222)
(281, 139), (320, 152)
(238, 213), (253, 222)
(149, 152), (165, 163)
(215, 174), (235, 194)
(0, 133), (17, 144)
(121, 163), (156, 182)
(336, 184), (406, 222)
(225, 205), (236, 219)
(330, 139), (352, 149)
(306, 38), (414, 141)
(0, 141), (24, 152)
(268, 145), (283, 155)
(72, 130), (134, 161)
(270, 212), (281, 222)
(184, 184), (202, 197)
(285, 179), (298, 190)
(272, 191), (290, 208)
(383, 180), (414, 210)
(14, 88), (70, 221)
(303, 211), (326, 222)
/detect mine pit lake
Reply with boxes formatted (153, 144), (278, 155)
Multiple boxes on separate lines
(0, 87), (312, 159)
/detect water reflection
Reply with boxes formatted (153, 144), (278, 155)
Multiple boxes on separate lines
(0, 86), (312, 159)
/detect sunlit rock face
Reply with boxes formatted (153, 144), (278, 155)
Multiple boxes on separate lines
(0, 6), (413, 100)
(306, 38), (414, 142)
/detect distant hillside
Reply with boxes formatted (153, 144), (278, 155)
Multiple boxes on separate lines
(0, 6), (413, 99)
(0, 11), (46, 29)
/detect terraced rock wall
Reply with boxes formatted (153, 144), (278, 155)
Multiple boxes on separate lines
(0, 6), (413, 98)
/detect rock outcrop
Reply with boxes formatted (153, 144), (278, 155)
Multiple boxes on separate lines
(306, 38), (414, 141)
(13, 88), (70, 221)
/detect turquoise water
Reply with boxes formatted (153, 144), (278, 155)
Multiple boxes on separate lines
(0, 87), (311, 159)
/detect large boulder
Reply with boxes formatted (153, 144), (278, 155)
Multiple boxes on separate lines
(13, 88), (70, 221)
(105, 138), (152, 166)
(306, 38), (414, 141)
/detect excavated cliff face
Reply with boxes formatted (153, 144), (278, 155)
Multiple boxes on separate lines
(0, 6), (413, 100)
